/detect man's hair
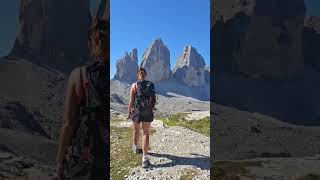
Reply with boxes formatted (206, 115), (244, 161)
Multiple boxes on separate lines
(137, 68), (147, 80)
(88, 17), (109, 61)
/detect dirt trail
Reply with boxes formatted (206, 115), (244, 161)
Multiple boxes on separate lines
(111, 110), (210, 180)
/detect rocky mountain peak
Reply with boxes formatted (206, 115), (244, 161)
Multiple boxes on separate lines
(114, 38), (209, 86)
(173, 45), (207, 87)
(130, 48), (138, 60)
(140, 38), (171, 82)
(174, 45), (206, 71)
(114, 49), (139, 82)
(154, 37), (164, 45)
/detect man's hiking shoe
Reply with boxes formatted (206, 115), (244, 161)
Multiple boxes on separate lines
(142, 158), (151, 168)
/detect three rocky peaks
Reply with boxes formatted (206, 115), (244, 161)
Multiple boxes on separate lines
(114, 38), (210, 87)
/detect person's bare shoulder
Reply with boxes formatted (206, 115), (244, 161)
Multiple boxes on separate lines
(130, 82), (137, 94)
(69, 66), (88, 84)
(130, 82), (135, 88)
(67, 67), (81, 88)
(131, 82), (137, 89)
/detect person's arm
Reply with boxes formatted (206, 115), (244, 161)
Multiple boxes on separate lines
(56, 69), (80, 172)
(127, 83), (136, 118)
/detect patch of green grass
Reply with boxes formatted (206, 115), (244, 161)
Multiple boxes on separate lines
(110, 126), (140, 180)
(297, 174), (320, 180)
(180, 169), (199, 180)
(160, 113), (210, 137)
(110, 125), (155, 180)
(212, 161), (263, 180)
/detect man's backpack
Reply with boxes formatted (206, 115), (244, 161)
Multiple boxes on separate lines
(131, 80), (156, 121)
(65, 61), (108, 179)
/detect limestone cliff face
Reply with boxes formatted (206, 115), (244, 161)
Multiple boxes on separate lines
(114, 49), (138, 82)
(212, 0), (306, 79)
(115, 39), (209, 87)
(173, 45), (207, 86)
(304, 16), (320, 71)
(10, 0), (91, 72)
(140, 38), (171, 82)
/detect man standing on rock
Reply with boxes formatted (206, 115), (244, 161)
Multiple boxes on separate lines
(128, 68), (157, 168)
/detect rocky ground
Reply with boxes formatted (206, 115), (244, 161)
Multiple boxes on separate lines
(0, 58), (64, 179)
(213, 155), (320, 180)
(0, 128), (56, 179)
(212, 103), (320, 180)
(0, 58), (66, 139)
(213, 104), (320, 160)
(110, 110), (210, 180)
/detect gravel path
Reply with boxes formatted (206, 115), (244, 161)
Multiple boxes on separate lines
(125, 123), (210, 180)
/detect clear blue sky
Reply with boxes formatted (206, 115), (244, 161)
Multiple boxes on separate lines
(110, 0), (210, 78)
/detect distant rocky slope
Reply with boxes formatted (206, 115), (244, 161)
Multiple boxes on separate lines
(110, 79), (210, 116)
(0, 58), (65, 139)
(114, 38), (210, 91)
(213, 103), (320, 160)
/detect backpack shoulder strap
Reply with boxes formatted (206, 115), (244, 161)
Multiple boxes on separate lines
(85, 65), (92, 106)
(135, 81), (139, 91)
(78, 67), (87, 105)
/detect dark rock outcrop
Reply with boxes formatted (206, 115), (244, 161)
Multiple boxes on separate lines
(235, 0), (306, 79)
(212, 0), (306, 80)
(140, 38), (171, 82)
(9, 0), (91, 72)
(114, 49), (138, 82)
(211, 0), (320, 125)
(303, 16), (320, 71)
